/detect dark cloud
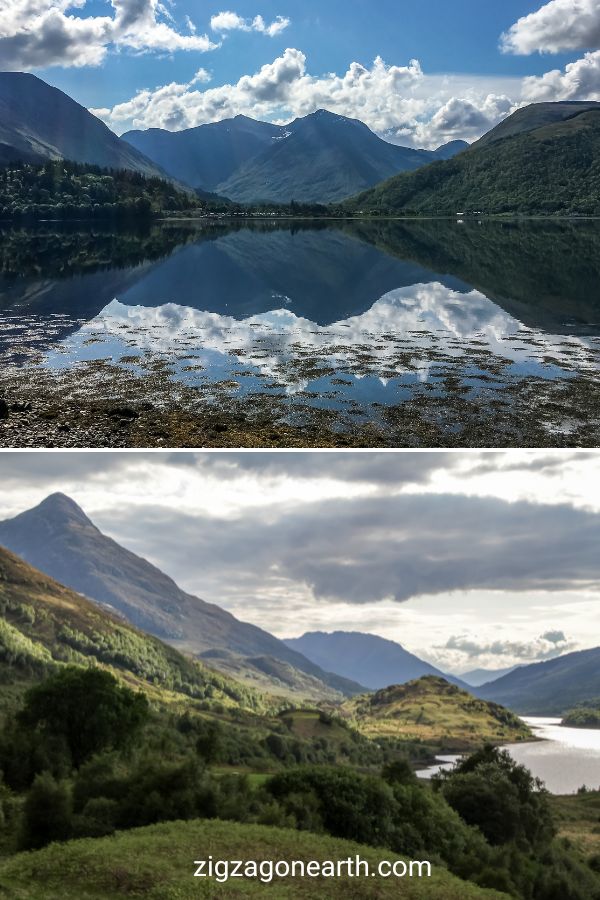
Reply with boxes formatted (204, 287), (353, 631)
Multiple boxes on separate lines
(0, 452), (150, 487)
(465, 451), (596, 478)
(102, 492), (600, 606)
(167, 451), (458, 485)
(2, 451), (587, 497)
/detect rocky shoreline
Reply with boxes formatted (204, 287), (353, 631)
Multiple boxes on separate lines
(2, 360), (600, 448)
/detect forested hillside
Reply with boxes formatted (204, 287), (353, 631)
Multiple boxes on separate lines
(0, 160), (196, 222)
(345, 107), (600, 216)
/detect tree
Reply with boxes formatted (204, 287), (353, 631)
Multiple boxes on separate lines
(20, 772), (72, 849)
(434, 744), (555, 850)
(17, 666), (149, 768)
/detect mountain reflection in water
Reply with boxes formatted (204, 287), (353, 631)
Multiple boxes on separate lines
(1, 219), (600, 412)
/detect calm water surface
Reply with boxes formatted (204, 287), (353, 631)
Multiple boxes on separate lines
(417, 717), (600, 794)
(1, 219), (600, 428)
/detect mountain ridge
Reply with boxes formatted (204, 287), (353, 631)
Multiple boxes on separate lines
(0, 72), (171, 181)
(0, 493), (364, 700)
(0, 541), (259, 709)
(124, 108), (466, 202)
(343, 102), (600, 216)
(123, 114), (284, 192)
(477, 646), (600, 714)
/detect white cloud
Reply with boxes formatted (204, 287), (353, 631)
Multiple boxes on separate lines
(438, 629), (577, 669)
(521, 49), (600, 101)
(501, 0), (600, 55)
(210, 10), (290, 37)
(96, 47), (514, 147)
(411, 93), (516, 146)
(498, 0), (600, 106)
(0, 0), (218, 69)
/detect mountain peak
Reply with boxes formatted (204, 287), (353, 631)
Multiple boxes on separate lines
(31, 492), (93, 525)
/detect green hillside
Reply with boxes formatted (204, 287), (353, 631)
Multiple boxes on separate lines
(0, 543), (262, 712)
(344, 106), (600, 216)
(473, 101), (600, 148)
(562, 707), (600, 728)
(0, 818), (507, 900)
(551, 790), (600, 862)
(0, 160), (196, 223)
(0, 494), (363, 701)
(341, 676), (532, 750)
(1, 549), (598, 900)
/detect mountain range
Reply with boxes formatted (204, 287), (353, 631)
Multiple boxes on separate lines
(0, 493), (597, 715)
(0, 493), (362, 700)
(124, 109), (467, 203)
(285, 631), (468, 690)
(345, 101), (600, 216)
(0, 72), (168, 181)
(0, 72), (467, 204)
(1, 73), (599, 216)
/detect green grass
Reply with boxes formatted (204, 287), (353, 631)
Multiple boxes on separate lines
(341, 677), (532, 751)
(0, 818), (508, 899)
(550, 790), (600, 861)
(280, 710), (350, 743)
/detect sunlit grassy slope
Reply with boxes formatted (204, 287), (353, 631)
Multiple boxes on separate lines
(0, 818), (508, 900)
(341, 676), (532, 750)
(0, 544), (265, 714)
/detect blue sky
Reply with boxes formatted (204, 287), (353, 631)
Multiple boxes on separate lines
(2, 0), (600, 145)
(40, 0), (576, 107)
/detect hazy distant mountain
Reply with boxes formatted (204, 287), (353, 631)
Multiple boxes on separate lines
(123, 115), (285, 192)
(344, 102), (600, 216)
(431, 139), (470, 159)
(460, 666), (519, 687)
(379, 132), (469, 159)
(0, 72), (169, 179)
(477, 647), (600, 714)
(215, 110), (437, 203)
(284, 631), (468, 690)
(0, 494), (363, 699)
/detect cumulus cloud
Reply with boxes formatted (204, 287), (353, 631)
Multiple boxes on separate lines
(95, 47), (507, 147)
(444, 630), (573, 660)
(521, 49), (600, 101)
(0, 0), (217, 69)
(210, 10), (290, 37)
(501, 0), (600, 55)
(413, 94), (515, 145)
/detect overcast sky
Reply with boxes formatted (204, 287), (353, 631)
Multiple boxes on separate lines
(1, 450), (599, 674)
(2, 0), (600, 145)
